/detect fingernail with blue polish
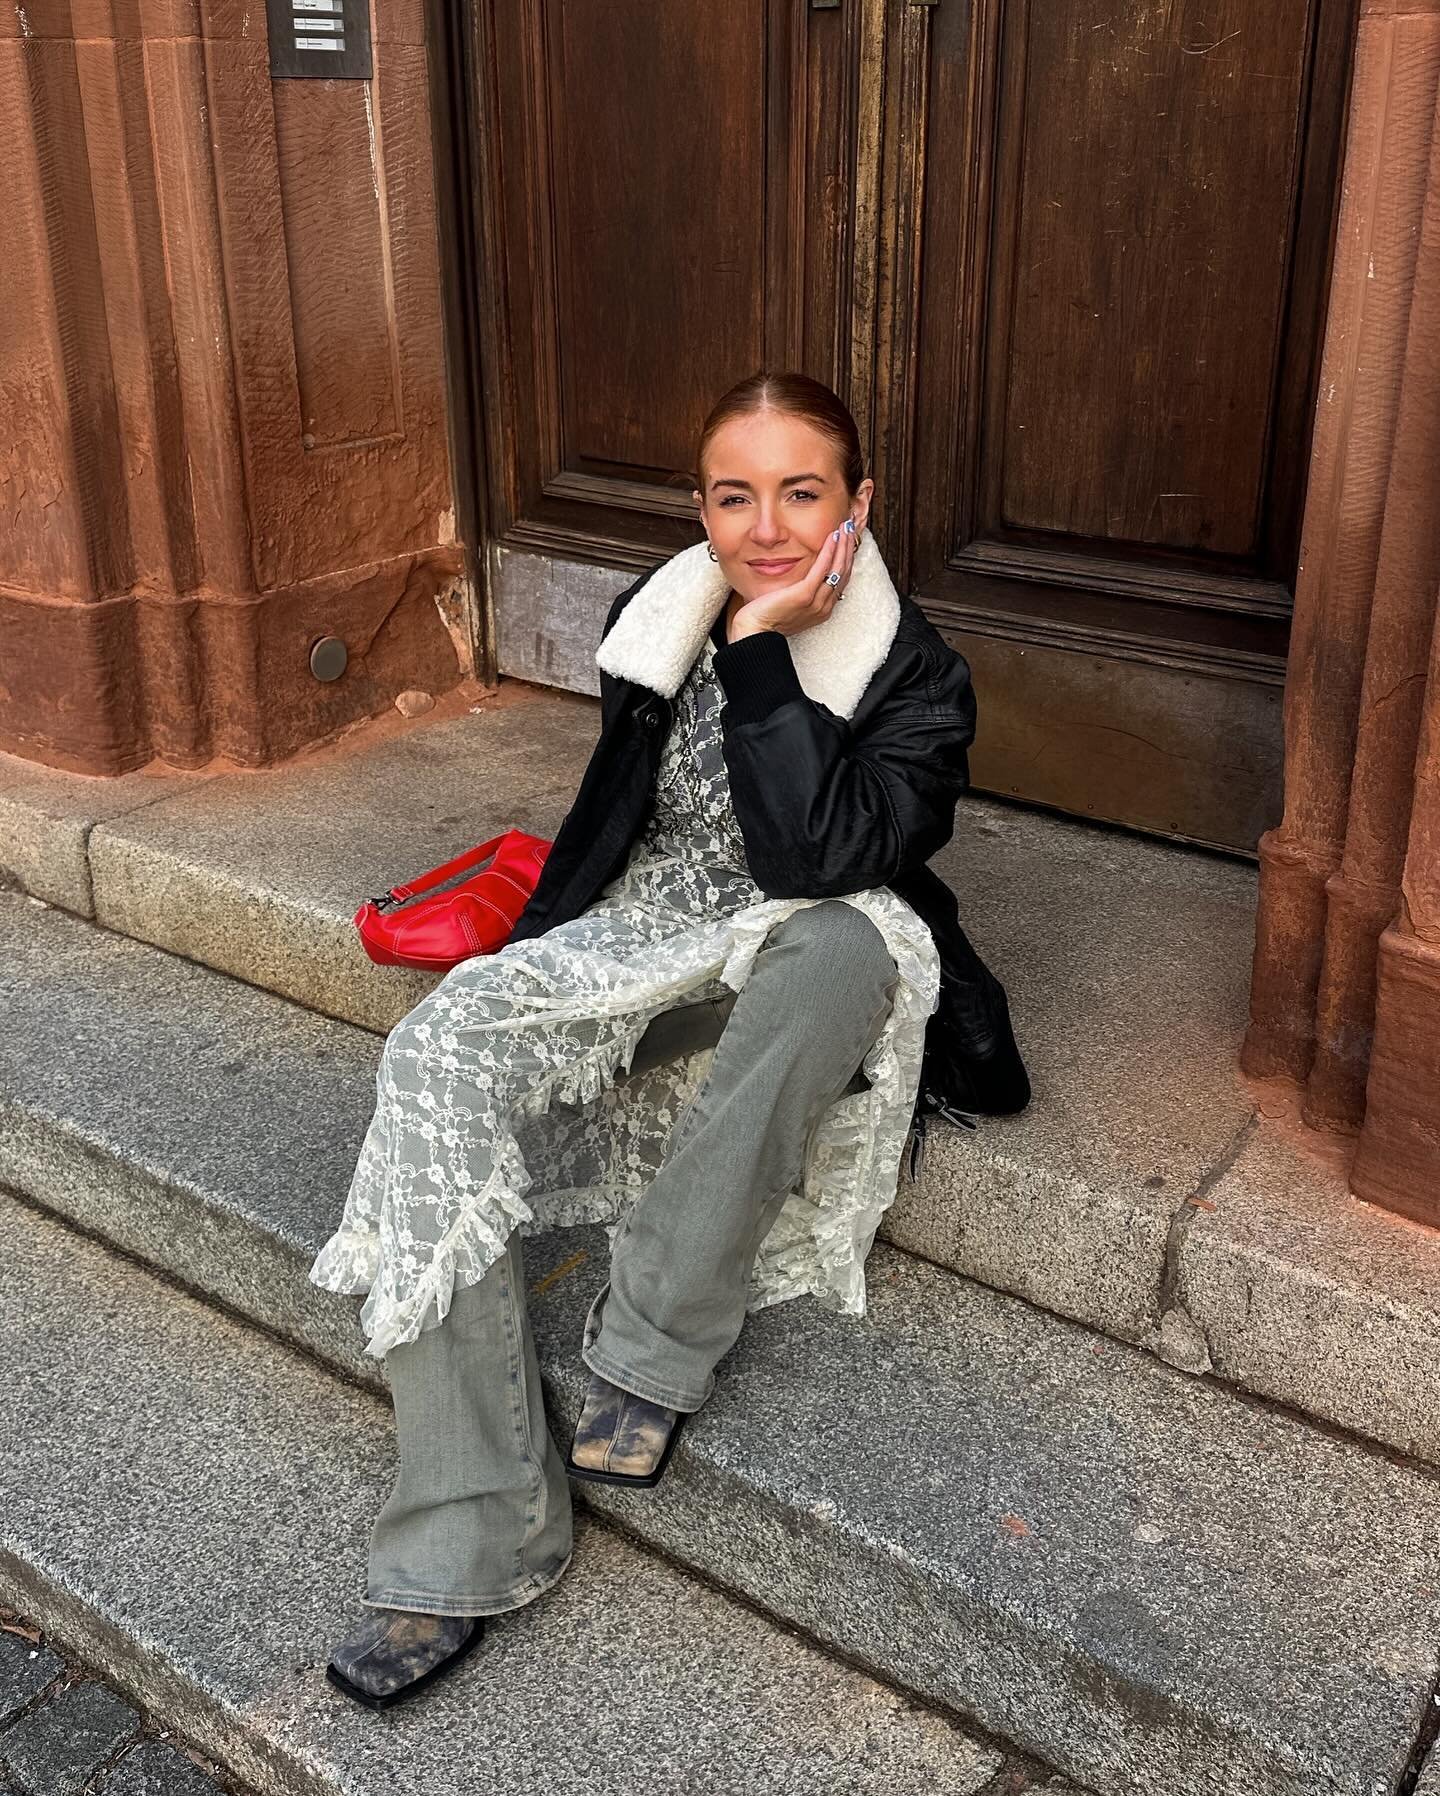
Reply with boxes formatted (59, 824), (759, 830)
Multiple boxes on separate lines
(844, 518), (855, 534)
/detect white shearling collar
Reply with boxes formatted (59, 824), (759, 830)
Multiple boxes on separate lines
(595, 530), (901, 722)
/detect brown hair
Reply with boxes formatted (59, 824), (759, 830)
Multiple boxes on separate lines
(691, 370), (866, 499)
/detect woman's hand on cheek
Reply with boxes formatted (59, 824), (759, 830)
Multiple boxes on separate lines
(726, 520), (858, 643)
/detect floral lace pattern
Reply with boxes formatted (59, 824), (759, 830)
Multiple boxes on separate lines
(308, 634), (941, 1358)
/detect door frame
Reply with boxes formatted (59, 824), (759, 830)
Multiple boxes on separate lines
(422, 0), (499, 688)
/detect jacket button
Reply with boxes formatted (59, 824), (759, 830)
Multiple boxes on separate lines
(641, 709), (660, 729)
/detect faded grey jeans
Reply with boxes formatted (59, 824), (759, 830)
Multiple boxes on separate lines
(365, 899), (898, 1617)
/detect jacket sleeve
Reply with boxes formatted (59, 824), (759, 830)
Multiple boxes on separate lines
(710, 624), (977, 900)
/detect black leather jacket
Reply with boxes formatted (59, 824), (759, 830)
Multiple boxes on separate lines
(508, 564), (1030, 1164)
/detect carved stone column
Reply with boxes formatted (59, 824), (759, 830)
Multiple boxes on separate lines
(1351, 95), (1440, 1220)
(1, 0), (468, 773)
(1244, 0), (1440, 1219)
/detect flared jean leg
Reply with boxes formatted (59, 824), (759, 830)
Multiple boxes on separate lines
(581, 900), (899, 1413)
(365, 1230), (574, 1616)
(355, 966), (725, 1612)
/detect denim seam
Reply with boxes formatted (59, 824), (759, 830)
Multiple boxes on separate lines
(668, 1053), (719, 1155)
(494, 1244), (556, 1591)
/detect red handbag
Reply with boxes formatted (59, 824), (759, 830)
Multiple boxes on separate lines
(353, 827), (553, 971)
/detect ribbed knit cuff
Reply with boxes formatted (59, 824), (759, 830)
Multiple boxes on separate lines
(711, 628), (806, 726)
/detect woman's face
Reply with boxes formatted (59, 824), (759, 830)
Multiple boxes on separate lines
(693, 412), (874, 607)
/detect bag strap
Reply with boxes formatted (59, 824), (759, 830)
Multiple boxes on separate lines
(374, 830), (512, 908)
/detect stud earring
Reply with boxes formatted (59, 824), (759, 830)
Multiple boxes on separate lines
(706, 543), (718, 562)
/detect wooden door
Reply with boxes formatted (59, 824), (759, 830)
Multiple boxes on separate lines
(900, 0), (1354, 851)
(467, 0), (1354, 853)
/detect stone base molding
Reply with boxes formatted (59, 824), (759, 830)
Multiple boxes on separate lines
(0, 552), (466, 774)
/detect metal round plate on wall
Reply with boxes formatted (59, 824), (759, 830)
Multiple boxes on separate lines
(310, 637), (348, 682)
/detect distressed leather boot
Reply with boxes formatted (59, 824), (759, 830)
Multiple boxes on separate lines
(564, 1370), (687, 1488)
(326, 1606), (483, 1710)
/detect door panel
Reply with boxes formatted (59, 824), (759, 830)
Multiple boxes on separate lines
(1000, 2), (1310, 559)
(554, 5), (767, 483)
(485, 0), (862, 560)
(905, 0), (1354, 850)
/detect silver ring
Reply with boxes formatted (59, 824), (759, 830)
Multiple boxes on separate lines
(824, 571), (841, 587)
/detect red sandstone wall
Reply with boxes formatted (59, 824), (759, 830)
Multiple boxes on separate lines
(0, 0), (467, 773)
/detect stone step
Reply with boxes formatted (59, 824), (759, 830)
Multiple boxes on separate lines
(3, 719), (1439, 1466)
(3, 891), (1439, 1796)
(0, 1194), (1012, 1796)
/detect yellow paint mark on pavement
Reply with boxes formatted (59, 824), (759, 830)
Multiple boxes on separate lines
(531, 1250), (590, 1299)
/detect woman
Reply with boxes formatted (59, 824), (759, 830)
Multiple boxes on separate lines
(310, 371), (1029, 1710)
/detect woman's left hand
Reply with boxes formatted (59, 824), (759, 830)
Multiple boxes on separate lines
(727, 522), (858, 643)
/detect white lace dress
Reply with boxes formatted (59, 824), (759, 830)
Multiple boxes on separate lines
(308, 626), (942, 1359)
